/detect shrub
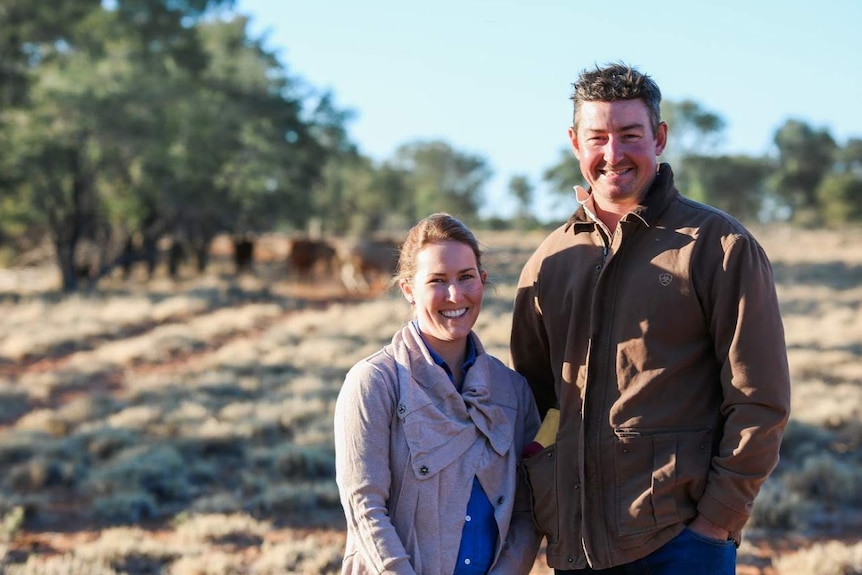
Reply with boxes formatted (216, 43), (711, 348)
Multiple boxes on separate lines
(747, 480), (806, 531)
(773, 540), (862, 575)
(92, 491), (158, 524)
(786, 452), (862, 505)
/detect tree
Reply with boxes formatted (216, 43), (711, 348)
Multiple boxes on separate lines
(541, 148), (581, 212)
(834, 137), (862, 176)
(508, 174), (536, 230)
(660, 99), (726, 163)
(817, 174), (862, 226)
(681, 155), (772, 222)
(0, 4), (347, 287)
(769, 119), (837, 221)
(391, 140), (491, 225)
(817, 138), (862, 226)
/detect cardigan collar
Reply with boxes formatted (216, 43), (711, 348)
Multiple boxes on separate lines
(389, 323), (516, 479)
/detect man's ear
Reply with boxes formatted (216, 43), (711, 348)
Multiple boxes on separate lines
(567, 126), (581, 159)
(654, 121), (668, 156)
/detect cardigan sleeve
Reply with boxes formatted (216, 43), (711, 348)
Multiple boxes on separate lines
(490, 378), (542, 574)
(334, 360), (417, 575)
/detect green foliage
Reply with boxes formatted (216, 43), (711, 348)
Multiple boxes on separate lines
(770, 119), (837, 217)
(660, 99), (726, 163)
(817, 173), (862, 226)
(392, 140), (491, 225)
(679, 154), (772, 222)
(508, 174), (536, 229)
(542, 147), (582, 201)
(0, 2), (344, 290)
(0, 506), (25, 541)
(84, 444), (193, 516)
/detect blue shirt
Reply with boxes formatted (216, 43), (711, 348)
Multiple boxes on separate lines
(416, 322), (498, 575)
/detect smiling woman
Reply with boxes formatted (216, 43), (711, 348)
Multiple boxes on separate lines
(333, 212), (542, 575)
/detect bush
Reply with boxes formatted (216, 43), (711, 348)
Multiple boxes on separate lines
(773, 540), (862, 575)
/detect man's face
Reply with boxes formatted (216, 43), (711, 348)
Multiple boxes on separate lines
(568, 99), (667, 209)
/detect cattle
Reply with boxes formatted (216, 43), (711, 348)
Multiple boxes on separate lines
(286, 237), (338, 281)
(337, 237), (401, 293)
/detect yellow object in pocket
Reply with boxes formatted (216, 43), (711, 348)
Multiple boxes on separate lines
(533, 408), (560, 448)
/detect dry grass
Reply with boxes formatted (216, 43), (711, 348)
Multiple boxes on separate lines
(0, 226), (860, 574)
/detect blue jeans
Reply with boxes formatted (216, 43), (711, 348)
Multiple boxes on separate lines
(554, 527), (736, 575)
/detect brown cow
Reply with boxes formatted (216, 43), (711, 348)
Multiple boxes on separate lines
(286, 237), (337, 281)
(337, 237), (401, 293)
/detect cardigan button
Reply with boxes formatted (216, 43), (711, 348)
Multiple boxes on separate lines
(419, 465), (429, 475)
(497, 496), (504, 505)
(398, 404), (406, 414)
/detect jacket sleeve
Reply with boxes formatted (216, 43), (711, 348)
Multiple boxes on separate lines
(490, 379), (543, 575)
(697, 233), (791, 536)
(334, 361), (417, 575)
(510, 254), (557, 418)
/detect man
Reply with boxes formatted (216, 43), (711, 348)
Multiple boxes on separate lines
(510, 62), (791, 574)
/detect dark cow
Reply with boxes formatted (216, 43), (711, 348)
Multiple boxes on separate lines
(337, 237), (401, 293)
(286, 237), (337, 281)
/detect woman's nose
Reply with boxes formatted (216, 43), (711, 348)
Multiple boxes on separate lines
(447, 283), (460, 300)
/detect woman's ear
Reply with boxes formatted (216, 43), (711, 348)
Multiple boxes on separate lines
(480, 270), (488, 285)
(399, 280), (414, 305)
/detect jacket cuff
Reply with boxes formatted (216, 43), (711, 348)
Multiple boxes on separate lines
(696, 490), (751, 537)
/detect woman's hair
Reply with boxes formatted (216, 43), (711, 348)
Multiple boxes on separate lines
(571, 61), (662, 134)
(394, 213), (483, 285)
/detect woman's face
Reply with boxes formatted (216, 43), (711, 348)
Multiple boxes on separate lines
(400, 240), (486, 351)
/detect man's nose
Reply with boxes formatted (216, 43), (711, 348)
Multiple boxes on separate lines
(604, 137), (624, 164)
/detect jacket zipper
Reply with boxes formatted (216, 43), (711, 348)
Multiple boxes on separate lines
(613, 425), (711, 439)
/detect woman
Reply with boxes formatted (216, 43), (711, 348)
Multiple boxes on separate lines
(334, 213), (541, 575)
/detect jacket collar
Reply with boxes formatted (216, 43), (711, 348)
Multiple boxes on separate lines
(564, 163), (679, 233)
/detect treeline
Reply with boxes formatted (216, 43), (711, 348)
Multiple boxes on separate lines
(1, 2), (860, 292)
(0, 0), (491, 291)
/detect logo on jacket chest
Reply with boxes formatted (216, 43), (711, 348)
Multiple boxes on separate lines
(658, 272), (673, 286)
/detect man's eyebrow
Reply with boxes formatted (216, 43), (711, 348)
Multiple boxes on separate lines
(619, 123), (646, 132)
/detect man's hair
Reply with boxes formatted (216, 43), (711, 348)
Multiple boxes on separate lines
(571, 62), (662, 134)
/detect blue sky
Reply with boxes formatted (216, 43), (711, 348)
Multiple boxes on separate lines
(231, 0), (862, 221)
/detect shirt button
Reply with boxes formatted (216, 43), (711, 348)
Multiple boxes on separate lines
(419, 465), (428, 475)
(464, 559), (471, 565)
(465, 515), (472, 521)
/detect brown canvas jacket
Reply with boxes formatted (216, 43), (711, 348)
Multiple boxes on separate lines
(335, 322), (541, 575)
(510, 164), (791, 569)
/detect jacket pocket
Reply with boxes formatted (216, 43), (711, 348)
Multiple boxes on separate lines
(522, 443), (560, 543)
(614, 427), (712, 538)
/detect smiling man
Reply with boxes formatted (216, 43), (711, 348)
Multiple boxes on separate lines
(510, 63), (791, 575)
